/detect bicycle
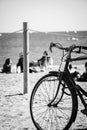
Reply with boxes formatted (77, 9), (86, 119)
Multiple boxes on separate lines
(30, 42), (87, 130)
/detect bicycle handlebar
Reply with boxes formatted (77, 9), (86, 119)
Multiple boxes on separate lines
(81, 46), (87, 50)
(49, 42), (87, 54)
(49, 42), (68, 52)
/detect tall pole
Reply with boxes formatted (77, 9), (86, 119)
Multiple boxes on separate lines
(23, 22), (29, 94)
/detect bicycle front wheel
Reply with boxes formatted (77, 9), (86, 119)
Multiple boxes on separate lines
(30, 73), (78, 130)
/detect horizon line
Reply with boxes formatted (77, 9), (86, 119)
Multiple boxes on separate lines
(1, 29), (87, 34)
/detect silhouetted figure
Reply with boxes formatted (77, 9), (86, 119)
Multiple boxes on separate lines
(38, 51), (48, 68)
(17, 53), (23, 73)
(77, 62), (87, 81)
(29, 51), (53, 73)
(69, 64), (79, 79)
(29, 51), (48, 69)
(2, 58), (12, 73)
(80, 62), (87, 114)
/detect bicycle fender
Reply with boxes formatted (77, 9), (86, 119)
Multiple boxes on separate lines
(49, 71), (58, 73)
(49, 71), (64, 76)
(49, 71), (61, 74)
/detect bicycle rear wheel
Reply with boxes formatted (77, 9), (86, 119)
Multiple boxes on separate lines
(30, 73), (78, 130)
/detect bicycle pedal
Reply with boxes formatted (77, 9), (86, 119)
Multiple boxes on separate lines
(81, 109), (87, 116)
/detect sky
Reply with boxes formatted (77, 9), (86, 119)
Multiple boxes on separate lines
(0, 0), (87, 32)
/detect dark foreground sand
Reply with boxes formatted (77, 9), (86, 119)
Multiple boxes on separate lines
(0, 68), (87, 130)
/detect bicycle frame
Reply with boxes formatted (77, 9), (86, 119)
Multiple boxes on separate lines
(63, 55), (87, 108)
(49, 54), (87, 108)
(49, 42), (87, 109)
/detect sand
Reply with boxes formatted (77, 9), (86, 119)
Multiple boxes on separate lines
(0, 66), (87, 130)
(0, 71), (47, 130)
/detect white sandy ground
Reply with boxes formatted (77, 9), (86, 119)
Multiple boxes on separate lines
(0, 65), (87, 130)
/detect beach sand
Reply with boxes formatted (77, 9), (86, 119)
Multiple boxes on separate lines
(0, 66), (87, 130)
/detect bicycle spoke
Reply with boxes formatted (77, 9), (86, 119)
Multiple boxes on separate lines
(30, 74), (77, 130)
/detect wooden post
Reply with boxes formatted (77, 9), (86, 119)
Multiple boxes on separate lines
(23, 22), (29, 94)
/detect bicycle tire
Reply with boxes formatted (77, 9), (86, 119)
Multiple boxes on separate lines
(30, 73), (78, 130)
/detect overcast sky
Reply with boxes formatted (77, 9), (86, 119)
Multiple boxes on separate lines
(0, 0), (87, 32)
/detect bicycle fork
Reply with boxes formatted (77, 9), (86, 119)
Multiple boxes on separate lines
(48, 71), (64, 107)
(76, 84), (87, 111)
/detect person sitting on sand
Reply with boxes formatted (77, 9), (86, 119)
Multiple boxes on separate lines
(38, 51), (48, 69)
(29, 51), (53, 73)
(69, 64), (80, 79)
(2, 58), (12, 73)
(16, 52), (23, 73)
(29, 51), (48, 73)
(77, 62), (87, 81)
(79, 62), (87, 114)
(29, 51), (49, 68)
